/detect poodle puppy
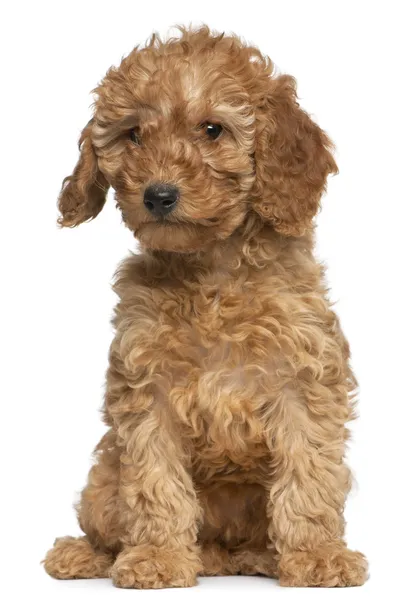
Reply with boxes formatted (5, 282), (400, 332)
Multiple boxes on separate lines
(44, 26), (368, 588)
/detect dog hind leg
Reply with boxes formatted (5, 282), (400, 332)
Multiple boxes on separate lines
(43, 535), (113, 579)
(44, 429), (120, 579)
(199, 543), (278, 577)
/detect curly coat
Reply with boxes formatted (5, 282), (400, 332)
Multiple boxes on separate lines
(43, 26), (368, 588)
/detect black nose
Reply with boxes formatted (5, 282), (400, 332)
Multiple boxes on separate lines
(143, 183), (179, 217)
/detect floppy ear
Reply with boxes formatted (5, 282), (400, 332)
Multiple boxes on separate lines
(57, 120), (109, 227)
(252, 75), (338, 236)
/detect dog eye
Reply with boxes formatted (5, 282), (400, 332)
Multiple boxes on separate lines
(129, 128), (140, 145)
(204, 123), (223, 140)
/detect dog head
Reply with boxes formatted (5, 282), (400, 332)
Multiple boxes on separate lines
(58, 27), (337, 252)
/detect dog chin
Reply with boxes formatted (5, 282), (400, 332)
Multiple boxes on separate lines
(135, 222), (215, 253)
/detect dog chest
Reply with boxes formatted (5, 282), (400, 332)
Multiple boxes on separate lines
(167, 330), (279, 471)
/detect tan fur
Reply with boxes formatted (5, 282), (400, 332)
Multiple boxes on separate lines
(43, 26), (368, 588)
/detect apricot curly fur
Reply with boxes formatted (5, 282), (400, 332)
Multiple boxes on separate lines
(43, 536), (113, 579)
(44, 25), (368, 589)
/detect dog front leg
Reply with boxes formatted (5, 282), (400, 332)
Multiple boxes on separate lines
(110, 392), (202, 589)
(265, 396), (368, 587)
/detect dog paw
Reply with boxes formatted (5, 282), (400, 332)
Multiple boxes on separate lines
(279, 543), (368, 587)
(111, 545), (201, 589)
(43, 536), (113, 579)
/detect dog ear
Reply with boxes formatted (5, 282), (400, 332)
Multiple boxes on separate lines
(57, 120), (109, 227)
(252, 75), (337, 236)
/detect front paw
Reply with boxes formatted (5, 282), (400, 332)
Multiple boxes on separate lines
(279, 543), (368, 587)
(111, 545), (201, 589)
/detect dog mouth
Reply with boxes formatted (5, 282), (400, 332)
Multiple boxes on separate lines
(136, 220), (212, 236)
(134, 220), (219, 252)
(149, 214), (220, 227)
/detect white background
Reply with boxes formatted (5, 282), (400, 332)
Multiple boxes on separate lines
(1, 1), (415, 598)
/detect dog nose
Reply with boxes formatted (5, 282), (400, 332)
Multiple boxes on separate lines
(143, 183), (179, 217)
